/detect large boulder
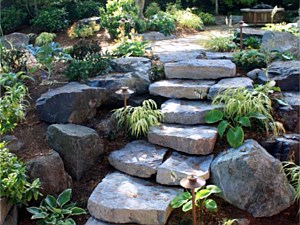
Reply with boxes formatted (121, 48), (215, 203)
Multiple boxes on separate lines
(258, 61), (300, 91)
(87, 172), (181, 225)
(47, 124), (104, 180)
(261, 31), (300, 59)
(0, 33), (29, 49)
(211, 139), (295, 217)
(36, 82), (106, 124)
(26, 150), (72, 195)
(88, 72), (150, 106)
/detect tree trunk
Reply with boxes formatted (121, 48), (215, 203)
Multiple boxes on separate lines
(215, 0), (219, 15)
(135, 0), (145, 19)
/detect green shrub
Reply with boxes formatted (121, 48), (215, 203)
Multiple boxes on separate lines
(27, 189), (86, 225)
(243, 36), (261, 49)
(31, 8), (69, 32)
(112, 36), (148, 57)
(112, 99), (163, 138)
(1, 6), (27, 34)
(145, 2), (161, 18)
(68, 0), (102, 21)
(198, 12), (216, 25)
(70, 39), (101, 60)
(0, 142), (41, 206)
(205, 83), (284, 148)
(262, 23), (300, 37)
(68, 21), (101, 39)
(148, 12), (175, 36)
(0, 45), (28, 73)
(175, 9), (203, 30)
(204, 36), (237, 52)
(232, 49), (266, 71)
(35, 32), (56, 46)
(64, 53), (110, 81)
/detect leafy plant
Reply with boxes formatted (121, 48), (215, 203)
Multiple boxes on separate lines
(243, 36), (261, 49)
(232, 50), (267, 71)
(27, 189), (86, 225)
(174, 8), (203, 30)
(262, 23), (300, 37)
(171, 184), (221, 214)
(205, 83), (285, 148)
(145, 2), (161, 18)
(1, 6), (27, 34)
(0, 142), (41, 206)
(198, 12), (216, 25)
(149, 63), (165, 83)
(31, 8), (69, 32)
(148, 12), (175, 36)
(64, 53), (110, 82)
(69, 39), (101, 60)
(68, 21), (101, 39)
(282, 161), (300, 212)
(0, 45), (28, 73)
(112, 99), (163, 138)
(112, 35), (148, 57)
(35, 32), (56, 46)
(204, 36), (237, 52)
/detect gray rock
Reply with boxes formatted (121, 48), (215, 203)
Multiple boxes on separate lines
(205, 52), (233, 60)
(26, 150), (72, 195)
(0, 135), (23, 153)
(235, 28), (266, 40)
(111, 57), (151, 73)
(155, 50), (202, 63)
(88, 72), (150, 105)
(95, 117), (118, 136)
(36, 82), (106, 124)
(283, 92), (300, 109)
(247, 68), (262, 80)
(262, 31), (300, 59)
(3, 205), (17, 225)
(142, 32), (176, 41)
(161, 99), (221, 125)
(165, 59), (236, 80)
(108, 140), (168, 178)
(87, 172), (181, 225)
(260, 61), (300, 91)
(85, 217), (125, 225)
(156, 152), (213, 185)
(0, 198), (12, 225)
(211, 139), (295, 217)
(149, 80), (215, 99)
(0, 33), (29, 49)
(208, 77), (253, 100)
(148, 124), (217, 155)
(47, 124), (104, 180)
(77, 16), (100, 26)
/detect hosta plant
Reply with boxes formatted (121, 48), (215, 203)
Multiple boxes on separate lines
(171, 184), (221, 213)
(112, 99), (163, 138)
(27, 189), (86, 225)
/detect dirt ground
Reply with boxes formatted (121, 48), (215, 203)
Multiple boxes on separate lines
(10, 25), (300, 225)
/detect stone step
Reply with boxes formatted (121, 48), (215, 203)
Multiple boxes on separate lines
(149, 79), (215, 99)
(165, 59), (236, 80)
(87, 172), (181, 225)
(208, 77), (254, 100)
(156, 151), (213, 185)
(108, 140), (168, 178)
(148, 124), (217, 155)
(85, 217), (124, 225)
(161, 99), (221, 125)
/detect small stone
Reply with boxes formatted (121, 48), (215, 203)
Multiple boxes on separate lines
(87, 172), (181, 225)
(247, 68), (262, 80)
(108, 140), (168, 178)
(156, 152), (213, 185)
(148, 124), (217, 155)
(0, 135), (23, 153)
(111, 57), (151, 73)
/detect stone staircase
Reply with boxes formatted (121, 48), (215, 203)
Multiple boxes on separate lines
(86, 59), (253, 225)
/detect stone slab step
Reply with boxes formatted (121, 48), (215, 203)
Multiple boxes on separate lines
(208, 77), (254, 100)
(165, 59), (236, 80)
(161, 99), (222, 125)
(148, 124), (217, 155)
(108, 140), (168, 178)
(156, 151), (213, 185)
(149, 79), (215, 99)
(87, 172), (181, 225)
(85, 217), (125, 225)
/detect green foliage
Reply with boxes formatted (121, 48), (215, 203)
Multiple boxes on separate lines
(171, 184), (221, 213)
(204, 36), (237, 52)
(197, 12), (216, 25)
(262, 23), (300, 37)
(68, 22), (101, 39)
(205, 83), (284, 148)
(174, 9), (203, 30)
(64, 53), (110, 82)
(243, 36), (261, 49)
(1, 6), (27, 34)
(282, 161), (300, 212)
(69, 39), (101, 60)
(68, 0), (103, 21)
(232, 50), (266, 71)
(0, 45), (28, 73)
(35, 32), (56, 46)
(112, 37), (148, 57)
(149, 63), (165, 83)
(112, 99), (163, 138)
(27, 189), (86, 225)
(31, 8), (69, 32)
(148, 12), (175, 36)
(0, 143), (41, 206)
(145, 2), (161, 18)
